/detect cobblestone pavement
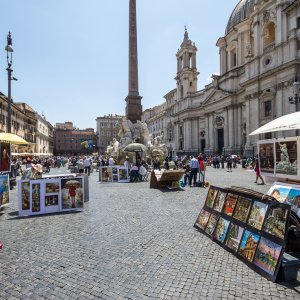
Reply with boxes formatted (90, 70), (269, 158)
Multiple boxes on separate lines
(0, 166), (300, 299)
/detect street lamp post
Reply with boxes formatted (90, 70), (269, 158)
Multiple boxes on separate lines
(5, 32), (17, 134)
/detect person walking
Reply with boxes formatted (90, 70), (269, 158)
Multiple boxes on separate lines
(226, 155), (233, 172)
(254, 155), (265, 185)
(189, 156), (199, 186)
(83, 156), (91, 176)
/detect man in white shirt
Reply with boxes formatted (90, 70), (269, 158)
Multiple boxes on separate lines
(83, 156), (91, 176)
(189, 156), (199, 186)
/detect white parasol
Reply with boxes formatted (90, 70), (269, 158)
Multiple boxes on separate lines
(249, 111), (300, 135)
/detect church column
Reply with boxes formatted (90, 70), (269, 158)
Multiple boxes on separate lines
(228, 108), (234, 148)
(237, 104), (242, 146)
(224, 108), (229, 148)
(205, 114), (210, 150)
(209, 114), (214, 151)
(174, 123), (179, 154)
(192, 53), (196, 69)
(185, 119), (192, 152)
(245, 100), (251, 148)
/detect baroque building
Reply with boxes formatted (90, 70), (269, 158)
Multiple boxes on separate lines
(143, 0), (300, 157)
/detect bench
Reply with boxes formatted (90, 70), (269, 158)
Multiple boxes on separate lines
(277, 253), (300, 282)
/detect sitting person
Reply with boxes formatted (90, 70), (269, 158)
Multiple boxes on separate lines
(21, 164), (43, 180)
(129, 163), (139, 182)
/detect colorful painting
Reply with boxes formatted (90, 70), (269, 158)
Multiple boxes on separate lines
(118, 168), (129, 182)
(263, 207), (288, 239)
(0, 174), (9, 206)
(248, 201), (268, 230)
(286, 186), (300, 218)
(31, 183), (41, 212)
(61, 177), (83, 209)
(267, 184), (292, 203)
(259, 143), (274, 174)
(223, 193), (238, 216)
(213, 191), (227, 212)
(253, 237), (282, 275)
(233, 196), (252, 223)
(195, 209), (211, 230)
(275, 141), (297, 175)
(205, 187), (218, 208)
(225, 223), (244, 252)
(238, 230), (260, 262)
(21, 181), (30, 210)
(101, 167), (112, 182)
(0, 142), (10, 172)
(45, 182), (59, 193)
(205, 214), (219, 236)
(45, 195), (58, 206)
(213, 217), (230, 243)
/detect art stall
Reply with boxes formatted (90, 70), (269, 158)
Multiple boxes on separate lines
(18, 175), (85, 217)
(194, 112), (300, 282)
(99, 166), (129, 183)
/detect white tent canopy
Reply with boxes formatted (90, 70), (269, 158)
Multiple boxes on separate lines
(249, 111), (300, 136)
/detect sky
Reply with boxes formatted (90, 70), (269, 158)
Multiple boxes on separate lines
(0, 0), (239, 130)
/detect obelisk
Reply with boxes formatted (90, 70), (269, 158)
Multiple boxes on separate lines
(125, 0), (142, 123)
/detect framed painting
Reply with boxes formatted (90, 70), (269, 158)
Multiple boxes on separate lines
(21, 181), (30, 211)
(275, 141), (297, 176)
(0, 174), (9, 206)
(205, 214), (219, 236)
(45, 182), (60, 194)
(205, 187), (218, 209)
(233, 196), (252, 223)
(213, 190), (227, 213)
(45, 195), (59, 207)
(112, 174), (118, 182)
(194, 209), (211, 231)
(100, 167), (112, 182)
(118, 167), (129, 182)
(61, 177), (84, 210)
(238, 230), (260, 262)
(253, 237), (282, 277)
(223, 193), (238, 216)
(247, 201), (268, 231)
(263, 206), (289, 240)
(258, 143), (274, 174)
(31, 183), (41, 213)
(0, 142), (10, 172)
(224, 223), (244, 252)
(213, 217), (230, 243)
(112, 167), (118, 175)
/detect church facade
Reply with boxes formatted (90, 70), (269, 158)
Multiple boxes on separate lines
(142, 0), (300, 158)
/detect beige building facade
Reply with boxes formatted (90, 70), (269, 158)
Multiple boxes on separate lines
(143, 0), (300, 158)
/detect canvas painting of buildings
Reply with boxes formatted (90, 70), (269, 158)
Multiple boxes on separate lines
(247, 201), (268, 230)
(238, 230), (260, 262)
(225, 223), (244, 252)
(213, 191), (227, 212)
(233, 196), (252, 223)
(263, 207), (288, 239)
(205, 187), (218, 209)
(195, 209), (211, 230)
(223, 193), (238, 216)
(213, 217), (230, 243)
(205, 214), (218, 236)
(253, 237), (282, 276)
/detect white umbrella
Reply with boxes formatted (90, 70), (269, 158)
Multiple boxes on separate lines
(249, 112), (300, 135)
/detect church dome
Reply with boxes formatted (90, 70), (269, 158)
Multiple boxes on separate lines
(225, 0), (255, 34)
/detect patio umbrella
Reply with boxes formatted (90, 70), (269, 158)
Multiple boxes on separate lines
(249, 111), (300, 135)
(123, 143), (147, 153)
(0, 133), (28, 145)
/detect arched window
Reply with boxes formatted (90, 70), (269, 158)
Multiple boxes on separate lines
(264, 22), (275, 47)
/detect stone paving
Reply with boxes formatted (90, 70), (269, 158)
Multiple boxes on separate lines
(0, 166), (300, 299)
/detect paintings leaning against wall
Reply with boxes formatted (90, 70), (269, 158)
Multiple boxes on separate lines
(258, 143), (274, 174)
(194, 186), (291, 282)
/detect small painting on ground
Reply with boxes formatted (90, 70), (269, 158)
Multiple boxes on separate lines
(233, 196), (252, 223)
(205, 214), (219, 236)
(225, 223), (244, 252)
(253, 237), (282, 276)
(238, 230), (260, 262)
(247, 201), (268, 230)
(195, 209), (211, 230)
(213, 217), (230, 243)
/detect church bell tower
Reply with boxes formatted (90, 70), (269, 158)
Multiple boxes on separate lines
(175, 27), (199, 100)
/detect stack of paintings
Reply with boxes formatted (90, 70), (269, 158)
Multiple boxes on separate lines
(194, 185), (291, 282)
